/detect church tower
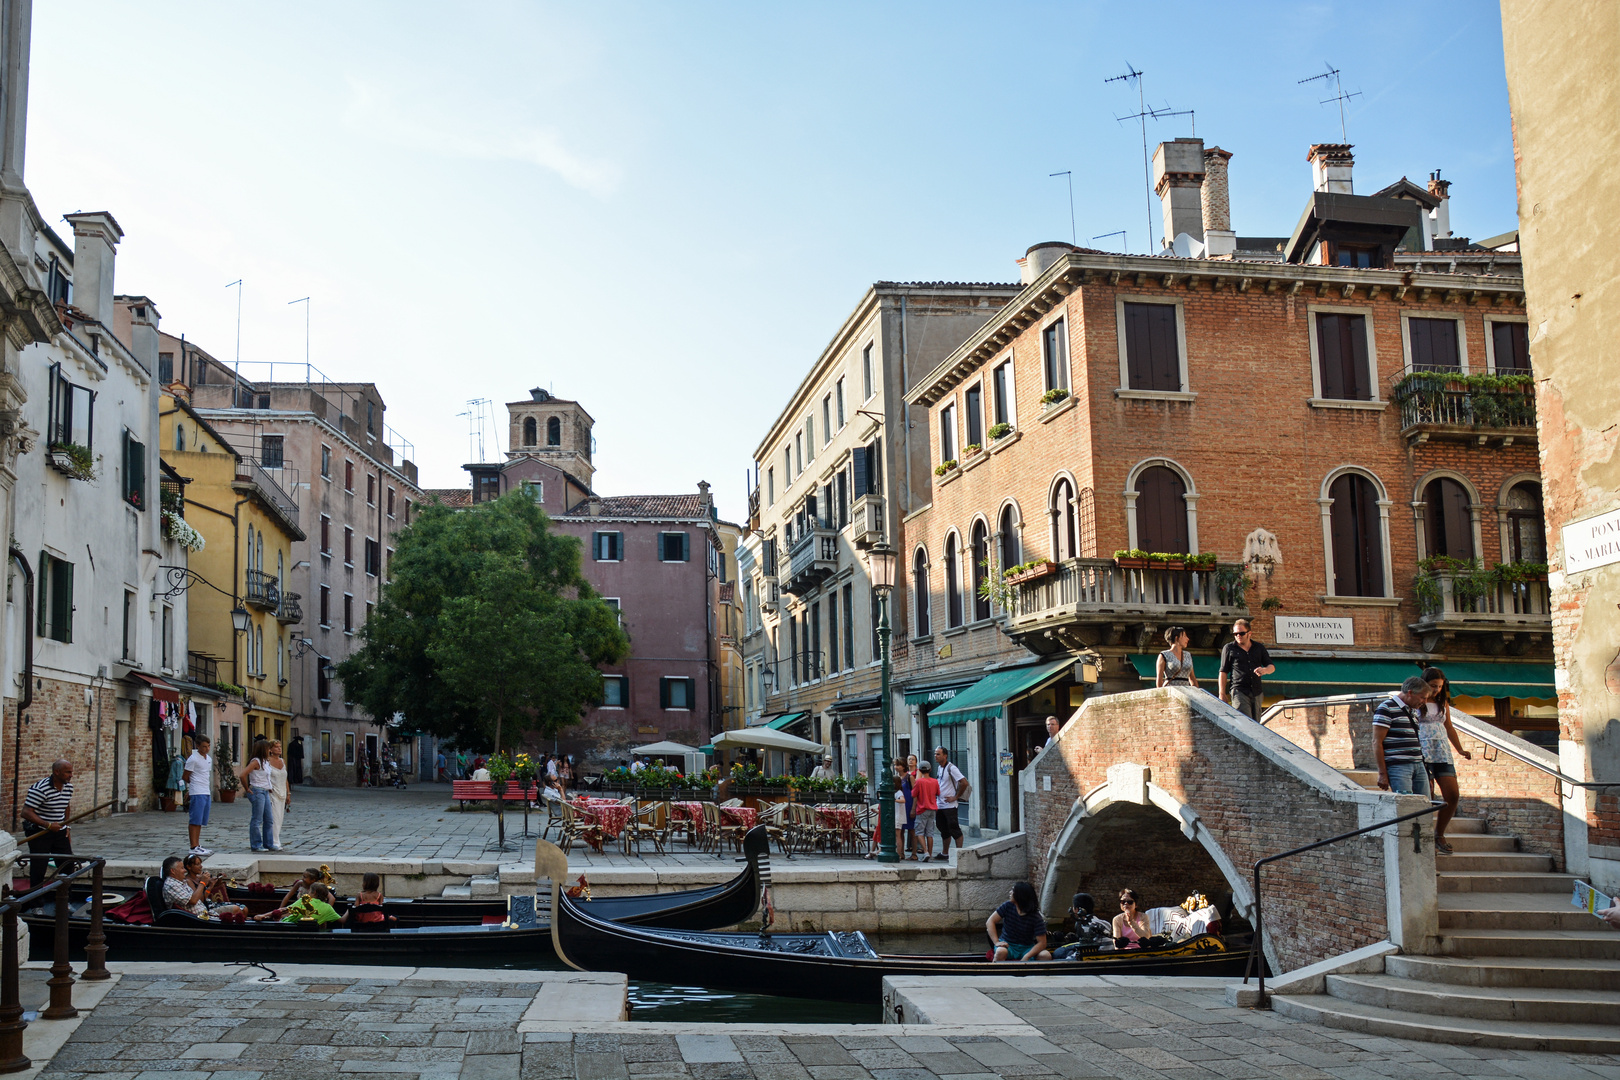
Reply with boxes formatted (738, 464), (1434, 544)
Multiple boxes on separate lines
(507, 388), (595, 489)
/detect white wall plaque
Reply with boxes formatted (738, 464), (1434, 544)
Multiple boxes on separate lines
(1275, 616), (1355, 645)
(1562, 506), (1620, 575)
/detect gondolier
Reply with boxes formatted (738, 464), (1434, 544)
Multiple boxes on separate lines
(22, 759), (76, 889)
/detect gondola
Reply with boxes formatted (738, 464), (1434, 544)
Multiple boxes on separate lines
(538, 839), (1253, 1004)
(22, 829), (772, 965)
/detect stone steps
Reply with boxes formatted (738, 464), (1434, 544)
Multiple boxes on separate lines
(1435, 851), (1555, 873)
(1441, 834), (1517, 853)
(1437, 870), (1576, 893)
(1386, 954), (1620, 991)
(1270, 991), (1620, 1055)
(1438, 928), (1620, 959)
(1323, 973), (1620, 1025)
(1438, 893), (1597, 932)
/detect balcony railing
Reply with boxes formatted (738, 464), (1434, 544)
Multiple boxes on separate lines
(1392, 377), (1536, 444)
(276, 591), (303, 625)
(234, 458), (301, 531)
(1006, 557), (1249, 651)
(244, 569), (282, 610)
(188, 653), (219, 685)
(1410, 570), (1550, 652)
(783, 527), (838, 596)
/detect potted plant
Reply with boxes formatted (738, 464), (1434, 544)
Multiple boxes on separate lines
(47, 442), (97, 481)
(1113, 548), (1152, 569)
(933, 459), (958, 477)
(1003, 559), (1058, 584)
(1187, 552), (1218, 571)
(988, 422), (1013, 440)
(1040, 388), (1070, 407)
(486, 751), (514, 849)
(217, 742), (240, 804)
(962, 442), (983, 458)
(162, 510), (206, 552)
(1260, 596), (1283, 613)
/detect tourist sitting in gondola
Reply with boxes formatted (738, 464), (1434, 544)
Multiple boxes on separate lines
(987, 881), (1052, 962)
(162, 856), (246, 920)
(1063, 892), (1114, 945)
(1113, 888), (1152, 949)
(279, 882), (342, 926)
(340, 873), (395, 929)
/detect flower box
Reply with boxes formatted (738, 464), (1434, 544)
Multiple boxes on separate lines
(1006, 560), (1058, 585)
(1115, 558), (1151, 570)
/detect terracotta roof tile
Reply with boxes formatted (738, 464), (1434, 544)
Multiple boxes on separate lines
(562, 494), (707, 519)
(424, 488), (473, 508)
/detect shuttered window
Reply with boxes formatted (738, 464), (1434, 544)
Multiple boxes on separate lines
(593, 531), (623, 561)
(970, 521), (990, 621)
(660, 532), (689, 562)
(1492, 321), (1530, 373)
(852, 443), (881, 497)
(602, 676), (627, 707)
(1042, 319), (1070, 392)
(945, 534), (963, 628)
(660, 676), (694, 710)
(1423, 477), (1474, 560)
(1407, 318), (1460, 372)
(1134, 467), (1189, 554)
(911, 550), (929, 637)
(123, 431), (146, 509)
(1316, 313), (1373, 400)
(1329, 473), (1386, 597)
(841, 583), (855, 668)
(1122, 303), (1181, 390)
(38, 552), (74, 643)
(964, 384), (983, 447)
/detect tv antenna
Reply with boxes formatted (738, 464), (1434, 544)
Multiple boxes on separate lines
(1107, 64), (1187, 253)
(288, 297), (310, 380)
(1049, 171), (1076, 245)
(457, 398), (495, 462)
(1299, 63), (1362, 142)
(1093, 230), (1127, 251)
(225, 278), (243, 386)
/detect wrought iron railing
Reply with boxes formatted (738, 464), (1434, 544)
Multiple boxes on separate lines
(276, 591), (303, 624)
(1393, 379), (1536, 431)
(188, 652), (219, 684)
(244, 569), (281, 609)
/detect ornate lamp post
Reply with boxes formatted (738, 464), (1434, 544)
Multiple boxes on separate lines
(866, 543), (898, 864)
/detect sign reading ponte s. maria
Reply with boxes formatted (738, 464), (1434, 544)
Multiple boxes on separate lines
(1562, 506), (1620, 575)
(1275, 616), (1355, 645)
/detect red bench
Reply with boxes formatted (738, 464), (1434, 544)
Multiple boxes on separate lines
(450, 780), (539, 805)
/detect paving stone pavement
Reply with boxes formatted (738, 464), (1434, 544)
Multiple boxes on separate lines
(35, 974), (1620, 1080)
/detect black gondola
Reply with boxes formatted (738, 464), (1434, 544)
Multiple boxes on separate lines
(539, 839), (1253, 1003)
(23, 829), (771, 965)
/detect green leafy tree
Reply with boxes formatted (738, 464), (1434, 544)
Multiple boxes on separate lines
(337, 490), (628, 752)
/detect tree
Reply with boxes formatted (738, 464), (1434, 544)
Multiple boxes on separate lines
(337, 491), (628, 751)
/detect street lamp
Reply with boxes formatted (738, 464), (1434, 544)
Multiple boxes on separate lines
(866, 542), (898, 864)
(230, 606), (251, 634)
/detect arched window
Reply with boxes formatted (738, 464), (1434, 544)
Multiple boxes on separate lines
(175, 425), (185, 452)
(547, 417), (562, 446)
(912, 548), (931, 637)
(971, 520), (991, 622)
(1422, 477), (1475, 560)
(277, 633), (285, 683)
(1329, 472), (1386, 596)
(523, 417), (537, 446)
(1506, 482), (1545, 563)
(998, 505), (1020, 573)
(246, 525), (255, 572)
(1135, 466), (1190, 554)
(256, 532), (264, 576)
(945, 533), (963, 628)
(1077, 487), (1096, 558)
(1051, 479), (1076, 561)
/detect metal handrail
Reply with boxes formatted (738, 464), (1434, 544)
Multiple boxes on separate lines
(1241, 802), (1441, 1003)
(0, 855), (109, 1070)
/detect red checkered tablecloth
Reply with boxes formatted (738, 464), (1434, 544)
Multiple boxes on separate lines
(670, 801), (708, 836)
(814, 805), (856, 832)
(720, 806), (758, 830)
(572, 800), (631, 839)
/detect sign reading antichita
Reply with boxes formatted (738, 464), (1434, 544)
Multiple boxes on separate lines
(1562, 506), (1620, 574)
(1275, 616), (1355, 645)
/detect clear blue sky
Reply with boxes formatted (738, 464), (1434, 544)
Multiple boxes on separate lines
(25, 2), (1516, 520)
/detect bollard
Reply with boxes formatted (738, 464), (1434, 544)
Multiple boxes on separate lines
(39, 880), (76, 1020)
(0, 903), (29, 1072)
(82, 863), (107, 981)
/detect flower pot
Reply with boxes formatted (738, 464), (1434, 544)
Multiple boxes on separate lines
(1161, 560), (1186, 571)
(219, 789), (237, 804)
(1115, 558), (1151, 570)
(161, 795), (177, 812)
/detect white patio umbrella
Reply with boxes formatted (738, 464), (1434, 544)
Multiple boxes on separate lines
(630, 741), (701, 756)
(709, 728), (827, 755)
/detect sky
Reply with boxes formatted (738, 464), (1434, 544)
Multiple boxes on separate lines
(25, 2), (1517, 521)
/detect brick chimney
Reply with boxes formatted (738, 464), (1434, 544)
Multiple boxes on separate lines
(1427, 170), (1452, 240)
(1307, 144), (1354, 194)
(1201, 147), (1235, 258)
(64, 211), (123, 322)
(1153, 138), (1206, 248)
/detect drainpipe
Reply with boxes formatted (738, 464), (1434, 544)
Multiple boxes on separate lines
(8, 549), (32, 832)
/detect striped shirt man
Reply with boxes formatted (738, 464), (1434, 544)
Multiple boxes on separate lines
(24, 774), (73, 825)
(1372, 693), (1424, 766)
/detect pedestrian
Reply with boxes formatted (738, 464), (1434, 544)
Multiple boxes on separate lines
(1218, 618), (1274, 720)
(987, 881), (1051, 962)
(355, 747), (368, 787)
(436, 749), (447, 783)
(22, 759), (75, 889)
(1375, 676), (1433, 795)
(457, 750), (470, 780)
(895, 761), (915, 859)
(267, 739), (290, 852)
(932, 746), (970, 861)
(1419, 667), (1472, 854)
(1156, 626), (1200, 690)
(1043, 716), (1062, 749)
(561, 756), (575, 799)
(811, 755), (835, 780)
(183, 735), (215, 857)
(288, 731), (305, 785)
(242, 738), (275, 853)
(911, 760), (939, 860)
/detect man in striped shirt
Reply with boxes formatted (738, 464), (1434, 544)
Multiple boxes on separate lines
(1374, 677), (1433, 796)
(22, 759), (75, 888)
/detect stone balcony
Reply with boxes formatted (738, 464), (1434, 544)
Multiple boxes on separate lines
(1005, 557), (1249, 654)
(1393, 377), (1537, 447)
(782, 527), (839, 596)
(1410, 571), (1551, 654)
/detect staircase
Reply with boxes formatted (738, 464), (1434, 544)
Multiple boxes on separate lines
(1270, 802), (1620, 1053)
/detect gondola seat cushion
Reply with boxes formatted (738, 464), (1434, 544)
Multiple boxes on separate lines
(155, 908), (209, 927)
(106, 890), (153, 925)
(145, 877), (166, 916)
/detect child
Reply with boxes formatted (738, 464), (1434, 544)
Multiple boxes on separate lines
(343, 871), (391, 926)
(988, 881), (1051, 962)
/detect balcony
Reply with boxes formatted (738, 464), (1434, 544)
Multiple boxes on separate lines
(783, 527), (839, 596)
(233, 458), (302, 535)
(1393, 375), (1537, 447)
(1410, 570), (1551, 655)
(244, 569), (282, 611)
(277, 591), (303, 625)
(851, 494), (884, 549)
(187, 653), (219, 685)
(1005, 558), (1249, 654)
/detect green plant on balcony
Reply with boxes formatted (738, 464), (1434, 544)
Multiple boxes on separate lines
(933, 459), (958, 477)
(988, 422), (1013, 440)
(1493, 559), (1549, 583)
(1040, 388), (1070, 406)
(1393, 371), (1535, 427)
(162, 509), (206, 553)
(47, 441), (96, 480)
(1215, 565), (1248, 608)
(962, 443), (983, 456)
(1186, 552), (1218, 570)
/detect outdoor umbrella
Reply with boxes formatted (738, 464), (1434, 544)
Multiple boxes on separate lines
(709, 728), (827, 754)
(630, 741), (702, 756)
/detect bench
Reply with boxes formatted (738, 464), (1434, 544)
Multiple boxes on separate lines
(451, 780), (540, 806)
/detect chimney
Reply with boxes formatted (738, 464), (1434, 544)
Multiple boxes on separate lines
(1016, 241), (1076, 285)
(1152, 138), (1206, 249)
(1427, 170), (1452, 240)
(64, 211), (123, 322)
(1200, 147), (1236, 259)
(530, 387), (552, 402)
(1307, 143), (1354, 194)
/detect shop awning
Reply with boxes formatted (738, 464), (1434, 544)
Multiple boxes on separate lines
(903, 679), (979, 706)
(765, 712), (809, 731)
(827, 695), (881, 714)
(1125, 653), (1420, 695)
(1428, 661), (1555, 700)
(127, 672), (181, 704)
(928, 657), (1076, 728)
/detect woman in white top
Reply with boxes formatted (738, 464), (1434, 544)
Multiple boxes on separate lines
(266, 740), (290, 852)
(1155, 626), (1200, 690)
(242, 738), (276, 853)
(1418, 667), (1472, 855)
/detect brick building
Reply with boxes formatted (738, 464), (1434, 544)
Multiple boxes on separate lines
(899, 138), (1545, 837)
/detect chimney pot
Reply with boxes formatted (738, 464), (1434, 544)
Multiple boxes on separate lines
(63, 211), (124, 323)
(1427, 170), (1452, 240)
(1200, 147), (1236, 258)
(1152, 138), (1206, 248)
(1017, 241), (1075, 285)
(1307, 143), (1355, 194)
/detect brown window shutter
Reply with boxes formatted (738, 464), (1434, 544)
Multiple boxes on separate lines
(1135, 466), (1188, 554)
(1317, 314), (1346, 399)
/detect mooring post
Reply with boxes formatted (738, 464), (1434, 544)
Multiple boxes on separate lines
(0, 900), (31, 1072)
(40, 880), (76, 1020)
(82, 862), (107, 981)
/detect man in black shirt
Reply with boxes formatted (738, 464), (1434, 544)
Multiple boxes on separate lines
(1218, 619), (1274, 721)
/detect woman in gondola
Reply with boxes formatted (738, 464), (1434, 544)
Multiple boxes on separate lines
(1113, 888), (1151, 949)
(987, 881), (1051, 962)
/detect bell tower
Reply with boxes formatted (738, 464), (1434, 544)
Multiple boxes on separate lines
(507, 387), (595, 489)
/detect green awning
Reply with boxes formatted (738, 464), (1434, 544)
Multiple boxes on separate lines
(698, 744), (716, 754)
(1429, 661), (1555, 700)
(1126, 654), (1417, 696)
(928, 657), (1076, 728)
(766, 712), (809, 731)
(904, 680), (978, 706)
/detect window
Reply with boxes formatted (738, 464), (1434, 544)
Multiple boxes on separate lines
(912, 548), (930, 636)
(344, 460), (354, 491)
(602, 675), (627, 707)
(474, 472), (501, 502)
(47, 363), (94, 449)
(862, 344), (874, 400)
(343, 593), (354, 633)
(1328, 473), (1386, 597)
(1134, 466), (1190, 554)
(970, 521), (990, 621)
(319, 585), (330, 626)
(1407, 317), (1462, 372)
(404, 499), (412, 524)
(964, 384), (983, 448)
(523, 417), (537, 446)
(158, 352), (173, 383)
(660, 676), (695, 710)
(1333, 244), (1378, 268)
(320, 731), (332, 763)
(852, 443), (881, 498)
(869, 586), (880, 662)
(939, 404), (956, 463)
(783, 447), (792, 484)
(1490, 321), (1531, 373)
(366, 401), (376, 435)
(1314, 312), (1374, 401)
(998, 505), (1020, 575)
(660, 532), (690, 562)
(603, 598), (622, 626)
(387, 488), (395, 517)
(547, 417), (561, 445)
(344, 732), (355, 765)
(123, 431), (146, 509)
(992, 360), (1013, 426)
(809, 602), (822, 680)
(320, 515), (331, 554)
(122, 589), (136, 660)
(836, 378), (846, 427)
(766, 468), (775, 506)
(174, 425), (185, 452)
(366, 475), (375, 505)
(945, 533), (963, 628)
(522, 480), (544, 504)
(1051, 479), (1076, 562)
(261, 435), (284, 468)
(365, 601), (374, 626)
(386, 548), (393, 580)
(161, 604), (173, 669)
(1506, 482), (1546, 563)
(320, 445), (331, 478)
(196, 362), (207, 385)
(318, 663), (331, 704)
(1042, 318), (1070, 392)
(795, 431), (804, 473)
(827, 591), (840, 675)
(364, 538), (381, 576)
(593, 531), (623, 561)
(822, 395), (832, 444)
(835, 471), (849, 529)
(45, 256), (70, 306)
(789, 614), (799, 685)
(277, 633), (285, 684)
(842, 583), (854, 669)
(38, 552), (73, 643)
(806, 416), (815, 462)
(344, 527), (354, 564)
(1121, 302), (1181, 391)
(1422, 477), (1475, 560)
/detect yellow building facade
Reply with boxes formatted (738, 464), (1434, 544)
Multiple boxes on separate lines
(161, 393), (306, 764)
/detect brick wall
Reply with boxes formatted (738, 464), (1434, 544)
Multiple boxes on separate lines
(1054, 801), (1232, 920)
(2, 678), (126, 828)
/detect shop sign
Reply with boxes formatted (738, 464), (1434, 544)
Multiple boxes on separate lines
(1275, 616), (1355, 645)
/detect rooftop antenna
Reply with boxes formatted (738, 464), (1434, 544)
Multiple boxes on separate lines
(457, 398), (492, 462)
(1107, 64), (1184, 253)
(1093, 230), (1127, 252)
(1049, 171), (1076, 245)
(1299, 62), (1362, 142)
(225, 278), (243, 390)
(288, 297), (310, 382)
